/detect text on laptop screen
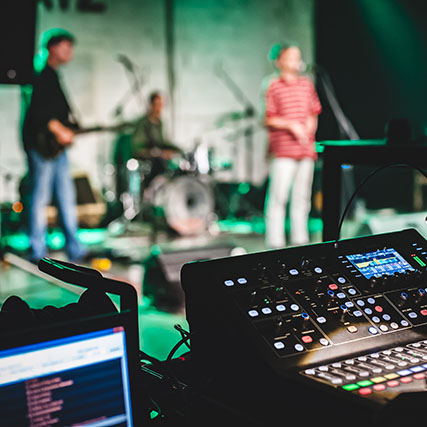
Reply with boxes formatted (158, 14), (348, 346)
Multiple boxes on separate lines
(0, 327), (133, 426)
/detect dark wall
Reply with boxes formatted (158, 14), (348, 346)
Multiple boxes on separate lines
(315, 0), (427, 211)
(0, 0), (36, 85)
(315, 0), (427, 141)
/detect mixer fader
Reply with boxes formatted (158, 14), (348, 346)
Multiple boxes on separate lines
(182, 228), (427, 411)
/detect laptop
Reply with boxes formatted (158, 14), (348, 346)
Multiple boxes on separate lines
(0, 312), (141, 426)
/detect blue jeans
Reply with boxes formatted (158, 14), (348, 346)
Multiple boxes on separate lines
(27, 149), (86, 262)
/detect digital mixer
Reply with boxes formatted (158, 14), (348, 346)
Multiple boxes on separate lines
(181, 229), (427, 423)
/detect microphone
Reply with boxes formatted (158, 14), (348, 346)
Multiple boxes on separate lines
(116, 54), (134, 71)
(299, 61), (317, 73)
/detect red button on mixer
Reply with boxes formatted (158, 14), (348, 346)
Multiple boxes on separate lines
(359, 388), (372, 396)
(420, 309), (427, 316)
(329, 284), (338, 291)
(374, 306), (383, 313)
(302, 335), (313, 343)
(413, 373), (425, 380)
(387, 380), (399, 387)
(373, 384), (386, 391)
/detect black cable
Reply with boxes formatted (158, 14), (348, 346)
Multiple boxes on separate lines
(166, 335), (190, 362)
(174, 323), (191, 350)
(334, 162), (427, 248)
(139, 347), (191, 425)
(139, 350), (163, 366)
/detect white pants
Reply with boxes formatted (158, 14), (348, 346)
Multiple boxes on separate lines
(265, 157), (314, 248)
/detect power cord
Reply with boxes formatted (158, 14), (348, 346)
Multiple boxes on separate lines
(166, 324), (191, 361)
(139, 325), (193, 425)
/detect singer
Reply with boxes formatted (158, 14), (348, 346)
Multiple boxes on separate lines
(263, 42), (322, 249)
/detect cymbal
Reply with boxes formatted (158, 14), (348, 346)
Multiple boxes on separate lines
(215, 110), (254, 127)
(134, 145), (183, 160)
(156, 143), (183, 152)
(136, 142), (182, 151)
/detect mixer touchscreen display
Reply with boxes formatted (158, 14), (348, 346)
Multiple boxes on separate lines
(346, 248), (414, 279)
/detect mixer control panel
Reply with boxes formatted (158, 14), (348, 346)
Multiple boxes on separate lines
(182, 229), (427, 404)
(301, 340), (427, 402)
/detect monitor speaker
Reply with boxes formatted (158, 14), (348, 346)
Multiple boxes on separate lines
(142, 245), (244, 312)
(359, 212), (427, 239)
(0, 0), (36, 85)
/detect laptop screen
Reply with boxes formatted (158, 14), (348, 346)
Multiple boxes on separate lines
(0, 322), (134, 426)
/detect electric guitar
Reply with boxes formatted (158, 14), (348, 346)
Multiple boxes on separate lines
(36, 120), (133, 159)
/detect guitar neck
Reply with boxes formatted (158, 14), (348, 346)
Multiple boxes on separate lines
(73, 123), (130, 136)
(74, 126), (103, 135)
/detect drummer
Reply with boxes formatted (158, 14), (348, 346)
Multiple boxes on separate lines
(131, 91), (181, 183)
(131, 91), (182, 187)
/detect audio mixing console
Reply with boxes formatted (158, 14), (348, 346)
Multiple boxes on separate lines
(181, 229), (427, 422)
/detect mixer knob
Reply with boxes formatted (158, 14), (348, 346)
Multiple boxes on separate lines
(381, 274), (391, 289)
(391, 272), (401, 283)
(301, 312), (311, 330)
(326, 290), (337, 308)
(339, 305), (351, 323)
(257, 262), (267, 271)
(275, 317), (287, 335)
(255, 262), (269, 279)
(300, 257), (312, 269)
(411, 269), (423, 281)
(314, 279), (324, 293)
(369, 277), (379, 290)
(415, 288), (426, 303)
(327, 298), (337, 308)
(250, 290), (258, 305)
(397, 291), (409, 307)
(275, 259), (286, 271)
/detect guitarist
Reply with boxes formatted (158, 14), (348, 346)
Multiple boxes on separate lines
(22, 28), (87, 263)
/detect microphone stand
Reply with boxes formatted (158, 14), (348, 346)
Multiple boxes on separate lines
(313, 65), (361, 220)
(109, 56), (147, 236)
(314, 65), (359, 141)
(116, 55), (147, 115)
(215, 63), (257, 183)
(110, 68), (149, 120)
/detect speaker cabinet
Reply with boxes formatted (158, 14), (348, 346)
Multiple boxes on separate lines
(143, 245), (241, 312)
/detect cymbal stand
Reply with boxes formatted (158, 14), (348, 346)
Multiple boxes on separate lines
(107, 159), (143, 235)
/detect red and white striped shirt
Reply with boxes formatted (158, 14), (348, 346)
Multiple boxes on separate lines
(265, 75), (322, 159)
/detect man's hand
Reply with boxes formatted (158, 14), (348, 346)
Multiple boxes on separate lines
(48, 119), (75, 146)
(264, 117), (310, 144)
(288, 122), (309, 145)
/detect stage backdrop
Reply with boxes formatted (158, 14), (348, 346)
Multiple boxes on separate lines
(0, 0), (315, 203)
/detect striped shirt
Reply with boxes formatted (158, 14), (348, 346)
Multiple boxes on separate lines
(265, 75), (322, 159)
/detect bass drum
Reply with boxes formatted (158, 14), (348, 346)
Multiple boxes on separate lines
(150, 175), (215, 236)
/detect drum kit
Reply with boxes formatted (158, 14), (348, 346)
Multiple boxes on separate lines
(110, 140), (219, 237)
